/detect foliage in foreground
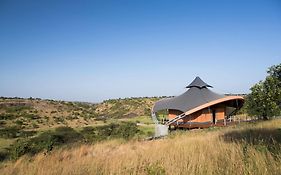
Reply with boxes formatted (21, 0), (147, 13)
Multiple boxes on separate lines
(1, 119), (281, 175)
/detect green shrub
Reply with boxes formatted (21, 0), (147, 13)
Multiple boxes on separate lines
(83, 122), (140, 141)
(9, 127), (84, 159)
(27, 131), (65, 154)
(32, 122), (39, 129)
(114, 122), (139, 140)
(8, 123), (140, 160)
(9, 139), (30, 160)
(66, 115), (79, 120)
(0, 127), (36, 139)
(37, 119), (44, 124)
(22, 113), (39, 120)
(0, 120), (6, 126)
(0, 150), (9, 161)
(53, 116), (66, 124)
(0, 113), (16, 120)
(147, 131), (154, 137)
(15, 120), (24, 126)
(80, 126), (98, 142)
(44, 116), (49, 121)
(53, 126), (83, 143)
(144, 108), (152, 116)
(5, 105), (32, 113)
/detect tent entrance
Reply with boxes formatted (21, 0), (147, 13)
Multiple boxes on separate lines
(212, 109), (216, 124)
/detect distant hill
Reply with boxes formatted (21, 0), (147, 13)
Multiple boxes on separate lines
(0, 97), (161, 129)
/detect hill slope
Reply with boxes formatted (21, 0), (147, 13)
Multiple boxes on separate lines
(0, 97), (161, 162)
(0, 97), (160, 129)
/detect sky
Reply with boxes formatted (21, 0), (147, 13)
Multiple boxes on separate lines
(0, 0), (280, 102)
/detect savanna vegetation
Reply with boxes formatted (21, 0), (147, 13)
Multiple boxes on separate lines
(0, 96), (160, 129)
(0, 97), (158, 163)
(1, 119), (281, 175)
(0, 63), (281, 175)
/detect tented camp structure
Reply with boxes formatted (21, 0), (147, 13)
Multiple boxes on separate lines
(152, 77), (244, 134)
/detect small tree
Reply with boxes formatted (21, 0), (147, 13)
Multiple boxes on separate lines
(246, 63), (281, 119)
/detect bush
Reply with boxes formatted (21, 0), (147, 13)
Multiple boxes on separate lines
(0, 120), (6, 126)
(0, 151), (9, 161)
(9, 127), (84, 159)
(22, 113), (39, 120)
(53, 127), (83, 143)
(0, 113), (16, 120)
(81, 122), (140, 141)
(15, 120), (24, 126)
(144, 108), (152, 116)
(32, 122), (39, 128)
(115, 122), (139, 139)
(80, 126), (98, 142)
(0, 127), (36, 139)
(8, 123), (140, 160)
(53, 116), (66, 124)
(9, 139), (30, 160)
(5, 105), (32, 113)
(26, 131), (66, 155)
(66, 115), (79, 120)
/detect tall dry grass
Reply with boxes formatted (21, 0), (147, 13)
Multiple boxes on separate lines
(1, 119), (281, 175)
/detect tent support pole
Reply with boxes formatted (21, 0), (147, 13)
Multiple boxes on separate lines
(189, 115), (191, 129)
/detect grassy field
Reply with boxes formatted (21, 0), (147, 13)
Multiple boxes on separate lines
(119, 115), (154, 124)
(1, 119), (281, 175)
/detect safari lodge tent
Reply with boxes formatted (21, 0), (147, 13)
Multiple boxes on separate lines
(152, 77), (244, 129)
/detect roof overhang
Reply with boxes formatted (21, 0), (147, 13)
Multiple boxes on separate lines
(183, 96), (244, 116)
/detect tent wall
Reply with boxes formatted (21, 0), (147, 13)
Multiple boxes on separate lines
(168, 109), (183, 120)
(168, 105), (226, 128)
(215, 107), (225, 121)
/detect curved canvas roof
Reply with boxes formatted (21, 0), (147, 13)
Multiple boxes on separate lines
(152, 77), (242, 113)
(182, 96), (244, 116)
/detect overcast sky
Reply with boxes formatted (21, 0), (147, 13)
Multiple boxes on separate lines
(0, 0), (280, 102)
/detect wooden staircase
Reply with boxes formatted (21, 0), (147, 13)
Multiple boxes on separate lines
(164, 113), (186, 126)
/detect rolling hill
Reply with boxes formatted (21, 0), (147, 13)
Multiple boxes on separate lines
(0, 97), (161, 130)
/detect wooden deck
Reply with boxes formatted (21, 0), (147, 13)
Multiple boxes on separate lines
(169, 120), (238, 129)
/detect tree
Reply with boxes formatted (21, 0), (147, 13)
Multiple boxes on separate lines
(246, 63), (281, 120)
(267, 64), (281, 81)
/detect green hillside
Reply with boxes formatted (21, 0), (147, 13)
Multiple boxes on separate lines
(0, 97), (161, 130)
(0, 96), (163, 162)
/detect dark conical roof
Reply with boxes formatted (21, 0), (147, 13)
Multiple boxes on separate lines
(186, 76), (213, 88)
(152, 77), (224, 113)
